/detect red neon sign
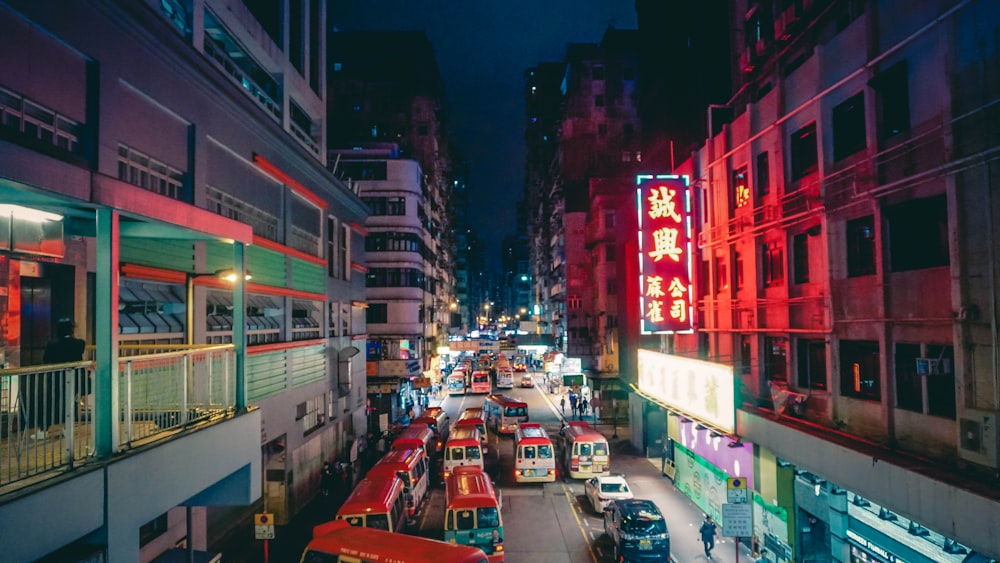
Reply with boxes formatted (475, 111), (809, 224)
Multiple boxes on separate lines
(636, 175), (693, 334)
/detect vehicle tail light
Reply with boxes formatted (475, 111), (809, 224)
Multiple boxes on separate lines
(571, 456), (579, 471)
(495, 544), (504, 553)
(514, 469), (522, 477)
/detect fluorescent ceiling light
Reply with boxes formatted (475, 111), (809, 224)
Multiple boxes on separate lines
(0, 204), (63, 222)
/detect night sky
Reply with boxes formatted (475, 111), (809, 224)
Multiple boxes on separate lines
(329, 2), (639, 271)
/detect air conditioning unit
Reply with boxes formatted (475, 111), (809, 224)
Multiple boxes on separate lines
(958, 408), (999, 468)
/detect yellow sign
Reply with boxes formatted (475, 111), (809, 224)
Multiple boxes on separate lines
(254, 513), (273, 526)
(254, 513), (275, 540)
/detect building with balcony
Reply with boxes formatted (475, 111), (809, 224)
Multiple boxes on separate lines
(0, 1), (369, 560)
(623, 0), (1000, 561)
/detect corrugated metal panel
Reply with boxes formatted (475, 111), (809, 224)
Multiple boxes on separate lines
(247, 350), (287, 402)
(290, 258), (325, 294)
(291, 344), (327, 387)
(121, 238), (194, 271)
(206, 241), (287, 288)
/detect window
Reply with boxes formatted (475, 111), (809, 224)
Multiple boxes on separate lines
(797, 339), (827, 390)
(139, 513), (169, 547)
(872, 62), (910, 146)
(607, 278), (617, 295)
(763, 242), (784, 287)
(329, 302), (339, 335)
(327, 216), (340, 278)
(886, 195), (949, 272)
(623, 123), (634, 139)
(298, 394), (325, 433)
(117, 144), (184, 200)
(367, 303), (388, 324)
(764, 336), (788, 382)
(716, 257), (729, 291)
(604, 210), (615, 229)
(790, 123), (818, 180)
(756, 152), (770, 196)
(833, 92), (866, 161)
(740, 335), (752, 375)
(605, 243), (615, 262)
(365, 268), (425, 288)
(362, 196), (406, 216)
(339, 161), (387, 181)
(340, 224), (350, 281)
(735, 252), (744, 289)
(595, 95), (605, 108)
(598, 123), (607, 136)
(895, 343), (955, 418)
(568, 295), (582, 309)
(793, 233), (810, 284)
(840, 340), (880, 400)
(846, 215), (876, 277)
(732, 165), (750, 212)
(592, 66), (605, 80)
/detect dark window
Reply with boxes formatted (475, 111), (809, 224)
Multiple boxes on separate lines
(716, 258), (729, 292)
(605, 243), (616, 262)
(840, 340), (881, 400)
(797, 339), (827, 390)
(242, 0), (282, 45)
(607, 278), (617, 295)
(140, 513), (169, 547)
(793, 233), (809, 284)
(623, 123), (634, 139)
(833, 92), (866, 161)
(872, 62), (910, 147)
(790, 123), (818, 180)
(365, 268), (425, 288)
(894, 343), (923, 412)
(763, 242), (784, 287)
(886, 195), (949, 272)
(764, 336), (788, 382)
(598, 123), (607, 136)
(926, 345), (956, 418)
(340, 161), (387, 181)
(735, 252), (744, 289)
(595, 95), (605, 108)
(309, 0), (320, 93)
(365, 303), (389, 324)
(289, 0), (304, 73)
(756, 152), (770, 196)
(740, 335), (752, 375)
(592, 66), (605, 80)
(327, 217), (339, 277)
(846, 215), (876, 277)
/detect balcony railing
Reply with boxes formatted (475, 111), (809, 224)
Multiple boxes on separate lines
(0, 345), (235, 490)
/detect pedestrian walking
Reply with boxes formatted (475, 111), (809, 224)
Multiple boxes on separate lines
(580, 397), (589, 417)
(699, 515), (719, 558)
(569, 392), (578, 413)
(320, 462), (335, 497)
(560, 395), (566, 414)
(754, 549), (769, 563)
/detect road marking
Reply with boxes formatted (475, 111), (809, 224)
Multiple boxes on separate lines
(560, 480), (599, 563)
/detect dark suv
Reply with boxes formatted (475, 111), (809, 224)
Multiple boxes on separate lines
(603, 499), (670, 562)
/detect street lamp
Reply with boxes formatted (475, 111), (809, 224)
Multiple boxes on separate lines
(186, 268), (252, 345)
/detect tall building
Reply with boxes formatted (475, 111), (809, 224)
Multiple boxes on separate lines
(625, 0), (1000, 561)
(327, 31), (457, 424)
(0, 0), (368, 560)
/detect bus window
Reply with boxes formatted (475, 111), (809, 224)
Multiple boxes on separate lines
(523, 446), (536, 459)
(579, 443), (592, 457)
(478, 507), (500, 528)
(456, 509), (476, 530)
(367, 514), (390, 531)
(538, 444), (553, 458)
(465, 446), (482, 460)
(344, 516), (363, 527)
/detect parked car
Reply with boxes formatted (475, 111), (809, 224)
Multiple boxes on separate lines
(584, 473), (634, 513)
(519, 374), (534, 388)
(603, 499), (670, 562)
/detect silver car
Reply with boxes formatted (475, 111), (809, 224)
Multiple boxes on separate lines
(584, 473), (634, 513)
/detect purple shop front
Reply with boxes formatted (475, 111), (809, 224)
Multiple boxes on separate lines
(677, 418), (754, 488)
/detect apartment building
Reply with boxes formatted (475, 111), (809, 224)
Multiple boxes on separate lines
(648, 0), (1000, 560)
(0, 1), (368, 560)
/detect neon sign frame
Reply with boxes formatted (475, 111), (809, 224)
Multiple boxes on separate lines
(636, 174), (693, 334)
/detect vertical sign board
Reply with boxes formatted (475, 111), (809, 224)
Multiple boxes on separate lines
(636, 175), (693, 334)
(722, 503), (753, 537)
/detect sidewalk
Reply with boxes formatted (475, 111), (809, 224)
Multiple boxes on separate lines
(591, 421), (757, 563)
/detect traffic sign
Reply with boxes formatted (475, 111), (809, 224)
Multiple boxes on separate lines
(254, 513), (275, 540)
(722, 503), (752, 537)
(726, 476), (748, 504)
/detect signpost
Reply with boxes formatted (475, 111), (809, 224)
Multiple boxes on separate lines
(255, 512), (275, 563)
(724, 477), (751, 562)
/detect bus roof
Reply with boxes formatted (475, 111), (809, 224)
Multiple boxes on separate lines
(562, 421), (607, 442)
(458, 408), (484, 421)
(371, 446), (424, 471)
(336, 476), (404, 517)
(515, 423), (549, 442)
(445, 466), (498, 508)
(307, 520), (487, 562)
(486, 394), (527, 407)
(447, 426), (481, 443)
(392, 425), (434, 447)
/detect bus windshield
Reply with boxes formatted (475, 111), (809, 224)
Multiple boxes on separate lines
(504, 406), (527, 417)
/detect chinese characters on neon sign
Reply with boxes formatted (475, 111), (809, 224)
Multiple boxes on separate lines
(636, 175), (693, 334)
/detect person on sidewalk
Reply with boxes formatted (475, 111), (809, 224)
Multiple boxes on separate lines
(560, 395), (566, 414)
(754, 548), (769, 562)
(699, 515), (719, 558)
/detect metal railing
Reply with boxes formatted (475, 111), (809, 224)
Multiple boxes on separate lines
(0, 345), (235, 489)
